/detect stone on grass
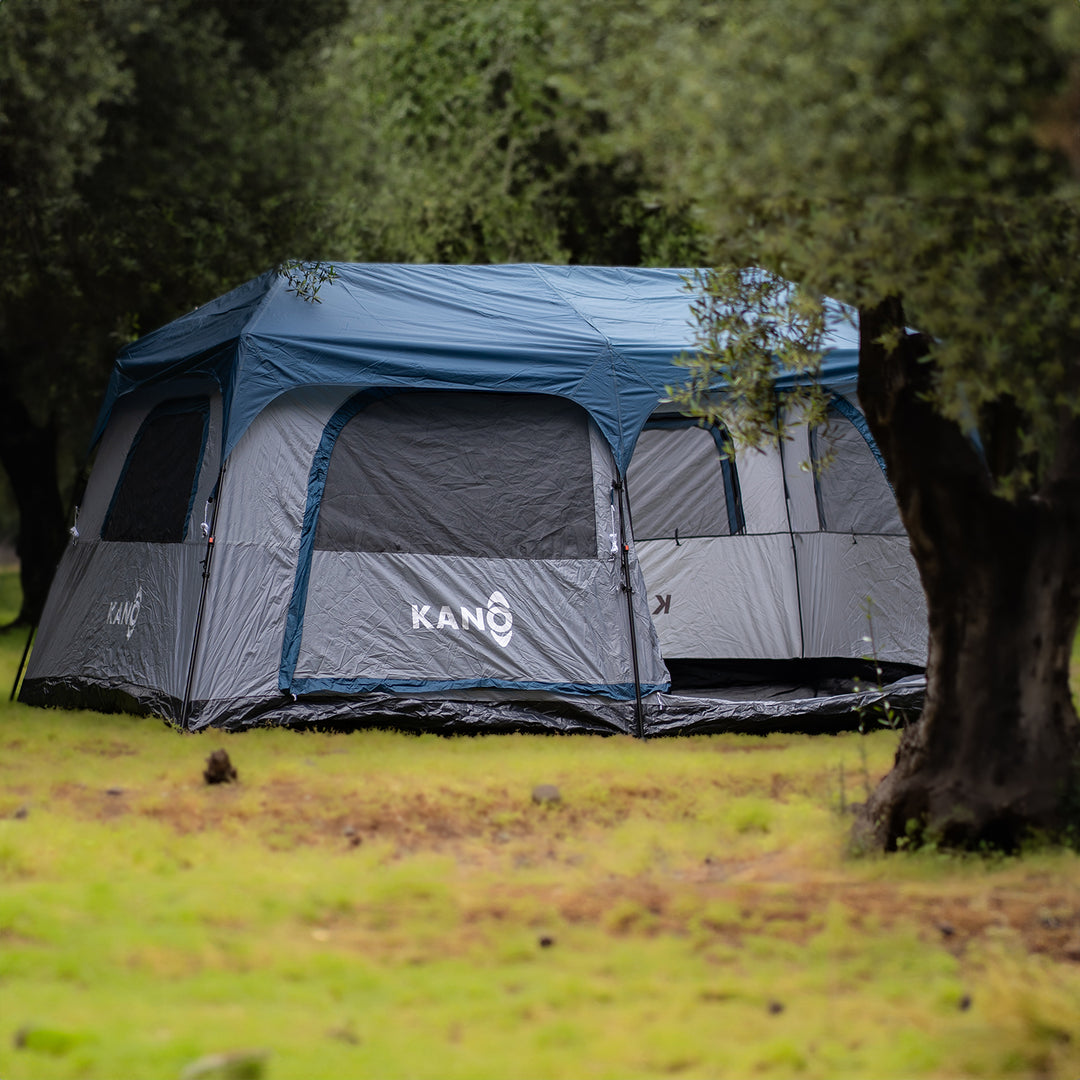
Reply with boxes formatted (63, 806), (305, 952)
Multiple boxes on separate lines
(179, 1049), (268, 1080)
(531, 783), (561, 805)
(14, 1025), (88, 1055)
(203, 749), (238, 785)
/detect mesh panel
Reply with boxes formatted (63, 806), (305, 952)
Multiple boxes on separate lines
(811, 406), (902, 534)
(103, 401), (209, 543)
(314, 392), (597, 558)
(627, 425), (735, 540)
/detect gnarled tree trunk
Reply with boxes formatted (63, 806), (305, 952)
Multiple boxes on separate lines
(855, 298), (1080, 849)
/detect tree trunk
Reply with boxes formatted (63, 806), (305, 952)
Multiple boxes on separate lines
(854, 298), (1080, 849)
(0, 396), (67, 626)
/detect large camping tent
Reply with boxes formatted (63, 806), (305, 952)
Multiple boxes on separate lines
(20, 264), (926, 734)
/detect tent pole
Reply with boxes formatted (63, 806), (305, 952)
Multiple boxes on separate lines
(775, 396), (807, 660)
(181, 461), (226, 729)
(10, 623), (36, 702)
(614, 477), (646, 738)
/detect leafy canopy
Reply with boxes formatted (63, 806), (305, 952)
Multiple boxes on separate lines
(568, 0), (1080, 494)
(0, 0), (348, 433)
(327, 0), (704, 265)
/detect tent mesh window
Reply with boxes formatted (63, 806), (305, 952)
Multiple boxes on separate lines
(627, 424), (743, 540)
(810, 403), (902, 534)
(102, 398), (210, 543)
(314, 391), (598, 559)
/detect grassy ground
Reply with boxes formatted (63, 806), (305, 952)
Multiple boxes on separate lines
(3, 573), (1080, 1079)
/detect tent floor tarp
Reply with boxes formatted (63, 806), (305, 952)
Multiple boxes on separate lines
(22, 670), (924, 736)
(21, 673), (924, 734)
(202, 675), (926, 736)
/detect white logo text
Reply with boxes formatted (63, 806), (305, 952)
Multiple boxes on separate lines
(410, 590), (514, 648)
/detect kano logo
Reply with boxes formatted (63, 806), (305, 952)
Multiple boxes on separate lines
(106, 584), (143, 640)
(410, 590), (514, 648)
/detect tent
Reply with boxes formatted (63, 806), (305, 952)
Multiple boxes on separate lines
(19, 264), (927, 735)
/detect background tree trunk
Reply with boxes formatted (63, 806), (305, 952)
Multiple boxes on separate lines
(855, 298), (1080, 849)
(0, 396), (67, 626)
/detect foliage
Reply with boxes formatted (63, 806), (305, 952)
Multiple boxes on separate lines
(558, 0), (1080, 849)
(278, 261), (340, 304)
(572, 0), (1080, 494)
(852, 596), (904, 734)
(327, 0), (704, 266)
(0, 0), (351, 619)
(671, 267), (830, 449)
(0, 0), (709, 622)
(1, 0), (348, 423)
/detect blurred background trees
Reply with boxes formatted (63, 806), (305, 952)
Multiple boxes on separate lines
(0, 0), (350, 621)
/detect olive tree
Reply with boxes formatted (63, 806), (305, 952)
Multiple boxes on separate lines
(569, 0), (1080, 847)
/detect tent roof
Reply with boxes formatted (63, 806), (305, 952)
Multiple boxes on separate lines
(94, 264), (860, 473)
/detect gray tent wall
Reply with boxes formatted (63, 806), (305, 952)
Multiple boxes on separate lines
(626, 384), (928, 732)
(22, 379), (224, 718)
(182, 386), (665, 733)
(628, 394), (926, 671)
(22, 382), (667, 735)
(629, 419), (802, 660)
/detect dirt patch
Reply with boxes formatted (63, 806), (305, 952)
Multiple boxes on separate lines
(457, 874), (1080, 965)
(36, 770), (1080, 965)
(73, 740), (139, 757)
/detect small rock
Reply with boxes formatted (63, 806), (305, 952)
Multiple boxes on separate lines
(958, 993), (972, 1011)
(767, 1000), (784, 1015)
(532, 783), (561, 805)
(12, 804), (28, 819)
(179, 1049), (268, 1080)
(203, 749), (237, 785)
(13, 1025), (86, 1055)
(538, 935), (555, 948)
(938, 922), (955, 938)
(326, 1026), (360, 1045)
(106, 787), (125, 796)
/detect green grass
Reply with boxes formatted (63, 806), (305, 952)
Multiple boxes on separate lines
(3, 571), (1080, 1079)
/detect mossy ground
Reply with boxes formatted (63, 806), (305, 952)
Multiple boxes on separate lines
(3, 573), (1080, 1079)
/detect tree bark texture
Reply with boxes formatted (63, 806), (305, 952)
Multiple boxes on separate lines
(855, 298), (1080, 849)
(0, 394), (67, 626)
